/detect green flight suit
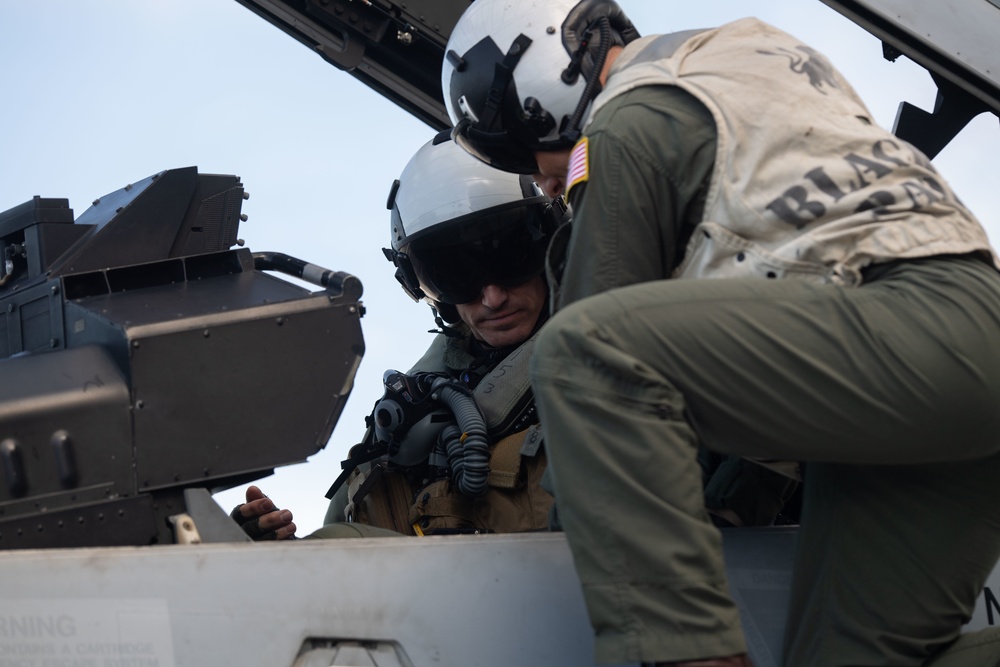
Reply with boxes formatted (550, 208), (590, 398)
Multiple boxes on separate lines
(530, 83), (1000, 666)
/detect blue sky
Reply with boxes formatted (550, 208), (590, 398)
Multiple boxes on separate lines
(2, 1), (997, 534)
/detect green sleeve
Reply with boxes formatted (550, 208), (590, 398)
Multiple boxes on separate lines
(558, 85), (717, 309)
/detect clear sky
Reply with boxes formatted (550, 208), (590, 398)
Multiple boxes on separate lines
(2, 1), (997, 535)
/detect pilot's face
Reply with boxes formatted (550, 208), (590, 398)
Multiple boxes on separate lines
(455, 274), (547, 348)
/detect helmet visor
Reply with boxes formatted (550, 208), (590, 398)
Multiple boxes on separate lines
(403, 200), (552, 305)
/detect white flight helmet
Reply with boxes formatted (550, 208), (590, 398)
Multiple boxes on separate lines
(384, 132), (564, 323)
(443, 0), (639, 174)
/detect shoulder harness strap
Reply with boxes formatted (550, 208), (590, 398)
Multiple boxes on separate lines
(473, 333), (539, 438)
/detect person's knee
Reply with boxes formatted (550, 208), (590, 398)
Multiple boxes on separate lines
(533, 304), (584, 363)
(531, 304), (596, 388)
(534, 295), (622, 362)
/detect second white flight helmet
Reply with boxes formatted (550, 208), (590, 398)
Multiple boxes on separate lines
(384, 132), (564, 323)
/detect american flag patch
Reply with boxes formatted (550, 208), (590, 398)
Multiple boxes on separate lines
(566, 137), (589, 198)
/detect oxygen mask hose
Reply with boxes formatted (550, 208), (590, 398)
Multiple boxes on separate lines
(430, 376), (490, 497)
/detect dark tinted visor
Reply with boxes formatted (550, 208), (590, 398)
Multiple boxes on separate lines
(403, 200), (552, 305)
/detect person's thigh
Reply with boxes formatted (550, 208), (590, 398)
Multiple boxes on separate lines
(585, 257), (1000, 465)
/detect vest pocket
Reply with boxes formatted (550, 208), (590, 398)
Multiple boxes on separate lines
(408, 479), (477, 534)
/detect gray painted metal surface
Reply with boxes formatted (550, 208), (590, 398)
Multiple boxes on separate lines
(820, 0), (1000, 109)
(0, 169), (366, 549)
(0, 528), (797, 667)
(816, 0), (1000, 157)
(1, 524), (997, 666)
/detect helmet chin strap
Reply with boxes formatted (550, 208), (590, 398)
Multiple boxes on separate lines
(560, 16), (612, 144)
(428, 304), (470, 339)
(430, 310), (467, 338)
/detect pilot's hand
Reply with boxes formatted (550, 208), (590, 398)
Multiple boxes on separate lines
(230, 485), (297, 540)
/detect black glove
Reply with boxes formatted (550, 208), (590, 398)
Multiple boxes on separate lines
(230, 504), (278, 541)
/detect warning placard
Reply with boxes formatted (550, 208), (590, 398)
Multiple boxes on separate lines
(0, 600), (174, 667)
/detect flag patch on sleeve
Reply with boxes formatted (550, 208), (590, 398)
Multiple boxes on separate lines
(566, 137), (589, 198)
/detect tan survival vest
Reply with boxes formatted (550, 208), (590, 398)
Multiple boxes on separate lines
(590, 19), (997, 285)
(342, 334), (553, 535)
